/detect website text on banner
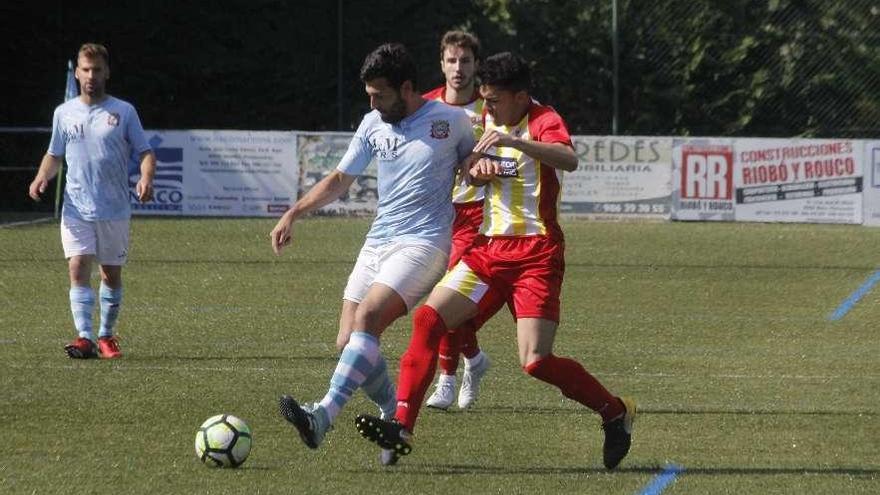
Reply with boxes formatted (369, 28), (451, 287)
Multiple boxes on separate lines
(565, 136), (672, 219)
(129, 130), (297, 217)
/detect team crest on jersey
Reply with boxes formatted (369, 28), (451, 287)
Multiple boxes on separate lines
(107, 113), (120, 127)
(430, 120), (450, 139)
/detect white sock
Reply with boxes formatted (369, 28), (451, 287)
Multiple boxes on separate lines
(464, 351), (485, 370)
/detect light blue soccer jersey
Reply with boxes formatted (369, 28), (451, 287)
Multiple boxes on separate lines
(338, 100), (475, 252)
(48, 96), (151, 221)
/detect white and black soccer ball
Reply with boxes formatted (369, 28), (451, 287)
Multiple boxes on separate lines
(194, 414), (252, 468)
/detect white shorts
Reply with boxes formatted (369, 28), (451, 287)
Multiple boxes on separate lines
(343, 242), (449, 310)
(60, 216), (130, 265)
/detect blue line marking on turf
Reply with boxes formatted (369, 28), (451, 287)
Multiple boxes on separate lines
(637, 464), (684, 495)
(829, 270), (880, 321)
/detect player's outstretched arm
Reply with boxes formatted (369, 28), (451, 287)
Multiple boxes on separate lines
(269, 170), (356, 255)
(135, 151), (157, 203)
(511, 139), (578, 172)
(28, 154), (63, 201)
(476, 129), (577, 172)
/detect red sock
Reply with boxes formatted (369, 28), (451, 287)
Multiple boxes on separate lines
(437, 329), (460, 375)
(525, 354), (623, 423)
(458, 319), (480, 359)
(395, 305), (447, 431)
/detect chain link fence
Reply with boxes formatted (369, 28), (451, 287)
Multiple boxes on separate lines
(612, 0), (880, 137)
(4, 0), (879, 217)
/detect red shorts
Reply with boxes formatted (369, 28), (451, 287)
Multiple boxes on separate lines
(448, 201), (483, 270)
(458, 234), (565, 323)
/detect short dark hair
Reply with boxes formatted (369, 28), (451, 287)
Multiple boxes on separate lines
(477, 52), (530, 93)
(360, 43), (417, 91)
(440, 30), (481, 61)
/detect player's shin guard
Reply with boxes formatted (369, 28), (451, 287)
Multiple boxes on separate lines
(319, 331), (381, 424)
(98, 283), (123, 338)
(525, 354), (624, 422)
(69, 285), (95, 340)
(437, 328), (460, 375)
(458, 319), (480, 359)
(361, 354), (396, 418)
(395, 305), (447, 431)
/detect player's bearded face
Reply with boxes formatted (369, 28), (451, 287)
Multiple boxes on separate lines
(378, 92), (407, 123)
(75, 55), (109, 98)
(366, 79), (408, 124)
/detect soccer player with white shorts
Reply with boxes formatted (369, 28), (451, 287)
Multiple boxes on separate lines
(269, 43), (475, 457)
(356, 52), (637, 470)
(28, 43), (156, 360)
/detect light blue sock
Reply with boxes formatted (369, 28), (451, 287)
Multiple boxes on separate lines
(69, 285), (95, 341)
(318, 331), (381, 424)
(361, 354), (397, 418)
(98, 283), (123, 338)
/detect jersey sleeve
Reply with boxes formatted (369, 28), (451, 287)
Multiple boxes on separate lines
(531, 107), (573, 147)
(336, 115), (373, 176)
(47, 107), (65, 157)
(454, 109), (476, 161)
(126, 105), (152, 154)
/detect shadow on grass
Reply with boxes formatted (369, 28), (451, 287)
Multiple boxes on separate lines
(566, 261), (877, 272)
(2, 259), (876, 272)
(129, 355), (338, 363)
(457, 406), (877, 417)
(0, 257), (354, 265)
(370, 463), (880, 477)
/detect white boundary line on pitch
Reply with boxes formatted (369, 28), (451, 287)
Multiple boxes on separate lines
(0, 216), (56, 228)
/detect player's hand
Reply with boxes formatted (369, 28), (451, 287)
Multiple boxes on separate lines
(136, 178), (154, 203)
(269, 216), (293, 255)
(470, 157), (500, 182)
(28, 178), (48, 201)
(473, 128), (517, 154)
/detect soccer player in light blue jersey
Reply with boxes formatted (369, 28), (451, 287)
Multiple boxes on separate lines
(269, 43), (476, 459)
(28, 43), (156, 359)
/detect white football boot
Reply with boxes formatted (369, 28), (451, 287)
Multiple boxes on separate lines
(425, 374), (456, 410)
(458, 352), (490, 409)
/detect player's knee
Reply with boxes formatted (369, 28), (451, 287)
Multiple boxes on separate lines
(413, 305), (447, 341)
(68, 257), (91, 285)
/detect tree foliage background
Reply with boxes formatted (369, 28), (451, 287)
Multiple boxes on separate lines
(2, 0), (879, 136)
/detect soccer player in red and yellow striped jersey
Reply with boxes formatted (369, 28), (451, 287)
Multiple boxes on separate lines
(421, 31), (493, 411)
(357, 52), (637, 470)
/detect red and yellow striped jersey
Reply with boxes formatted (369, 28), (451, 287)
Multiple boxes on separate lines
(480, 102), (572, 240)
(423, 86), (485, 203)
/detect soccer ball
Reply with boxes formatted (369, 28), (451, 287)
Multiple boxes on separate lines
(194, 414), (252, 468)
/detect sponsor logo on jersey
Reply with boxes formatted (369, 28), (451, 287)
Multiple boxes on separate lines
(483, 153), (518, 177)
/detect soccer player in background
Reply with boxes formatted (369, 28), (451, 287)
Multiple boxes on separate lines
(269, 43), (475, 454)
(28, 43), (156, 359)
(356, 52), (637, 470)
(421, 30), (492, 411)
